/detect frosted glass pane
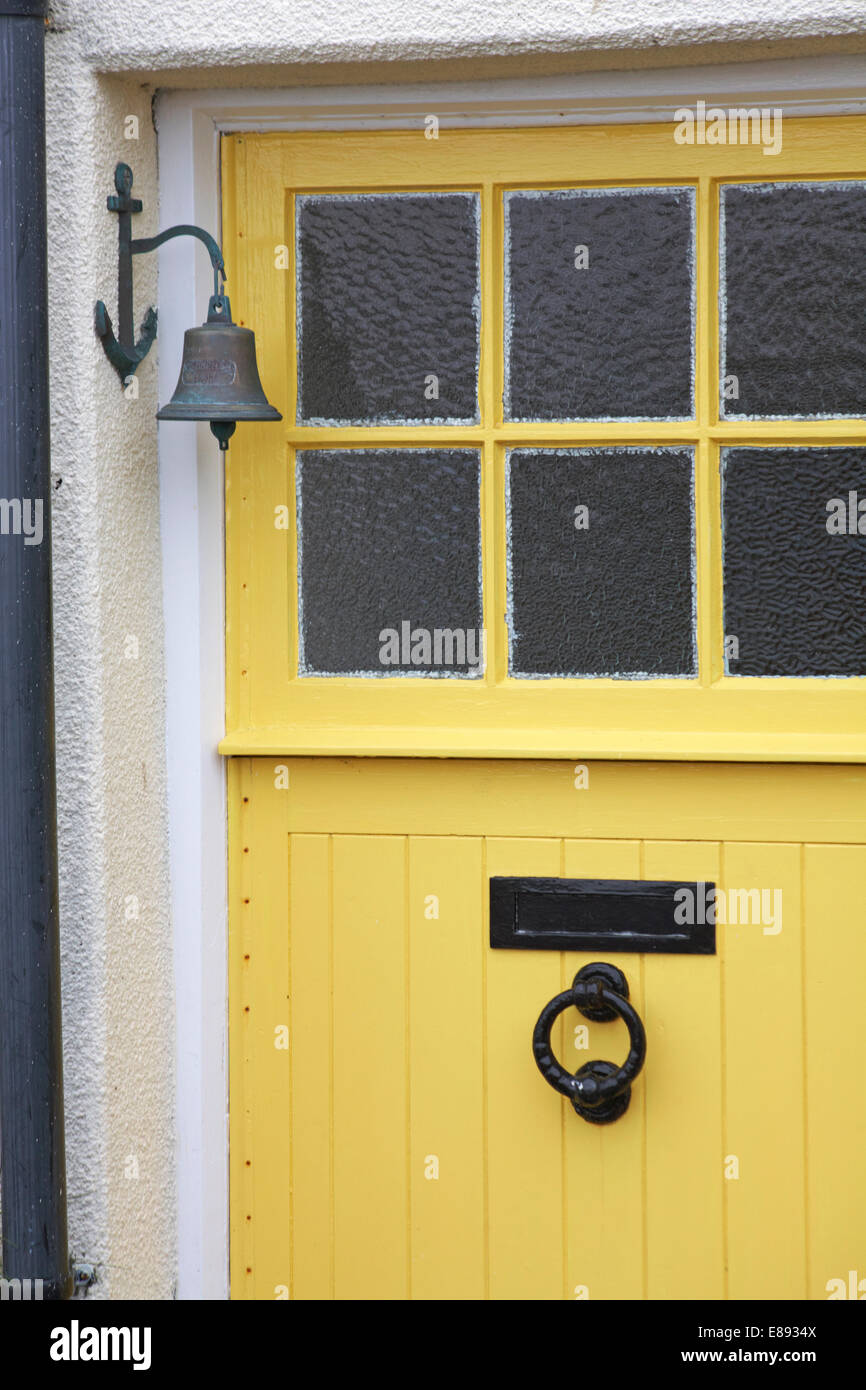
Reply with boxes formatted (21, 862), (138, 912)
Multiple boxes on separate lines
(722, 447), (866, 675)
(297, 449), (483, 676)
(505, 188), (695, 421)
(507, 448), (696, 677)
(297, 193), (480, 424)
(721, 181), (866, 418)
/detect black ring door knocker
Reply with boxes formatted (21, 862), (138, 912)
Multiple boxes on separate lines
(532, 963), (646, 1124)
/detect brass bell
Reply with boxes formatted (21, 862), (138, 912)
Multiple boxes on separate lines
(157, 293), (281, 450)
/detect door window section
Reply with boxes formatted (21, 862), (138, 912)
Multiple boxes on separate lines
(294, 182), (700, 684)
(219, 124), (866, 756)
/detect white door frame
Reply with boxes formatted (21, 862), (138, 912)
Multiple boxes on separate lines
(155, 50), (866, 1299)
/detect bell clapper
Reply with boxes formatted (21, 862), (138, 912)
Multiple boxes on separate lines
(210, 421), (237, 452)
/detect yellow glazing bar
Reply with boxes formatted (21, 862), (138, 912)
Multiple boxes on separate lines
(695, 175), (716, 685)
(221, 135), (247, 735)
(287, 187), (300, 682)
(480, 180), (497, 687)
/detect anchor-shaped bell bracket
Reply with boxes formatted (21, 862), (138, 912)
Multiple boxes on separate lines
(94, 162), (226, 385)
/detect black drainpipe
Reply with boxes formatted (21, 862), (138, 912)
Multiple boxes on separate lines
(0, 0), (71, 1298)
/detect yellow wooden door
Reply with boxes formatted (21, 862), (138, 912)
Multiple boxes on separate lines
(222, 121), (866, 1301)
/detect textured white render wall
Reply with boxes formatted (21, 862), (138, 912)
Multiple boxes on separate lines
(51, 0), (866, 83)
(41, 0), (866, 1300)
(44, 48), (175, 1298)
